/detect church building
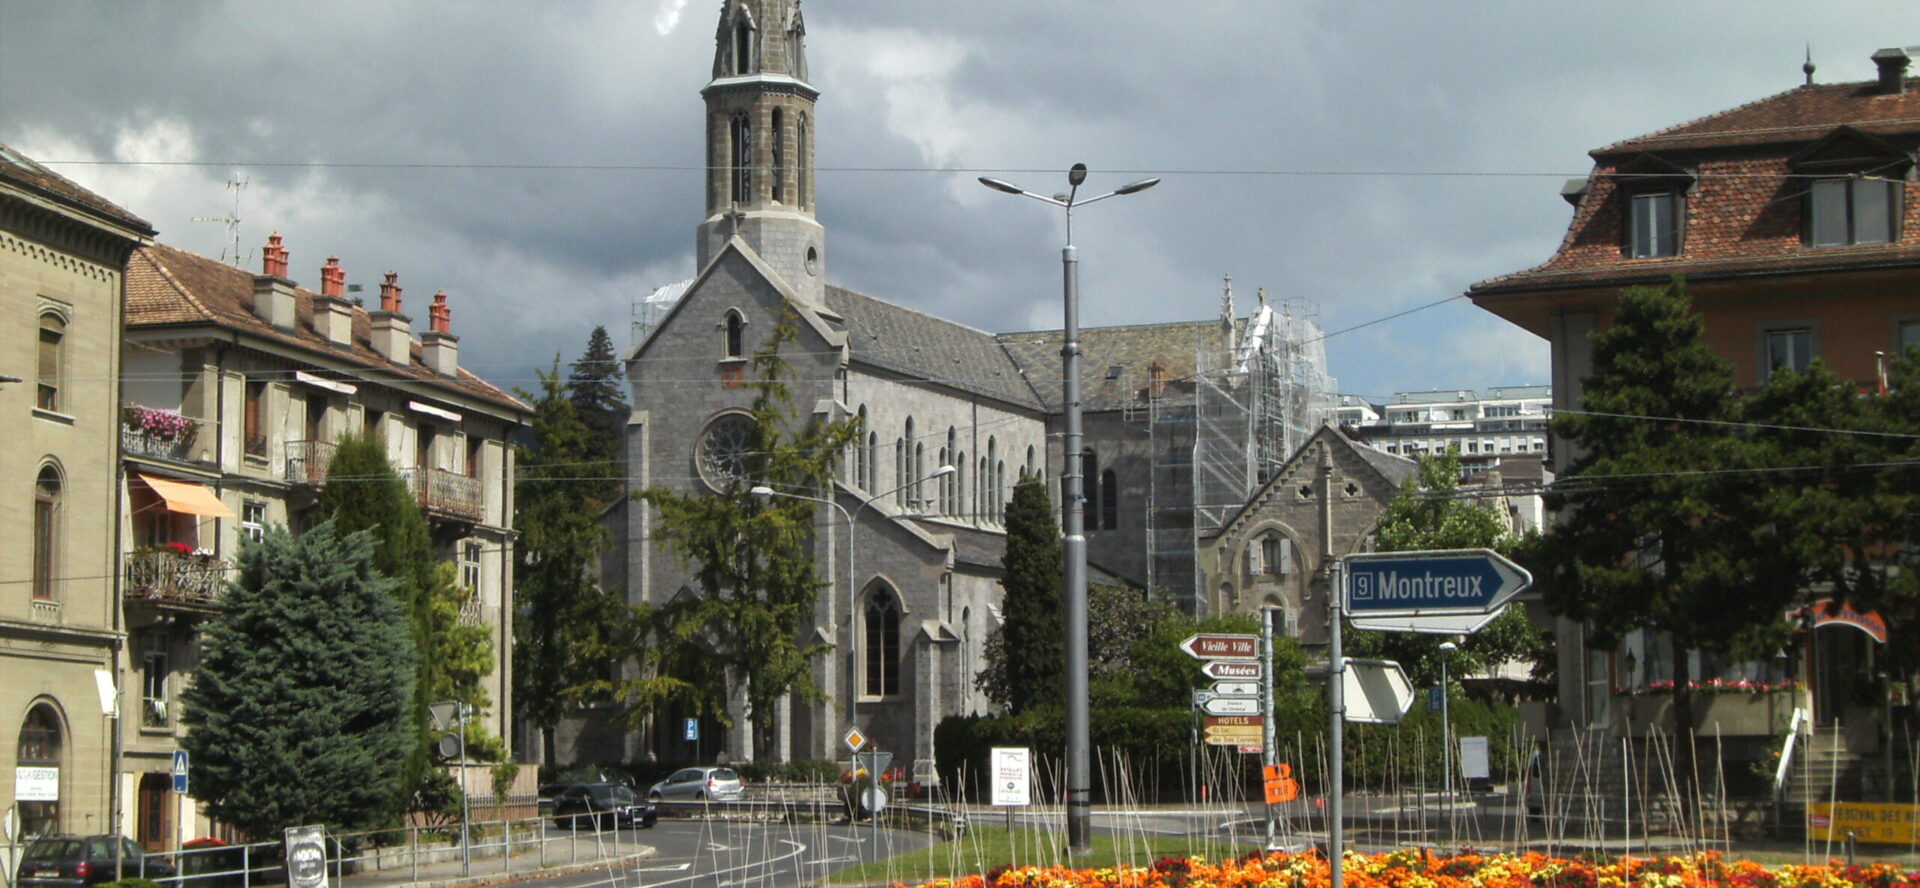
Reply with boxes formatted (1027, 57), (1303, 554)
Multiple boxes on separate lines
(613, 0), (1336, 770)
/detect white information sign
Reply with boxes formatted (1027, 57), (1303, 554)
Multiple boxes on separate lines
(991, 747), (1032, 807)
(15, 767), (58, 802)
(1458, 736), (1491, 780)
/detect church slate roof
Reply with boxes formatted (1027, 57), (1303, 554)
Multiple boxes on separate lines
(825, 285), (1045, 410)
(997, 319), (1243, 412)
(127, 243), (530, 415)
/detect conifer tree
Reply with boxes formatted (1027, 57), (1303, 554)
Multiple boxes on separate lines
(625, 310), (859, 759)
(180, 521), (415, 835)
(514, 363), (622, 764)
(568, 325), (630, 473)
(981, 475), (1066, 713)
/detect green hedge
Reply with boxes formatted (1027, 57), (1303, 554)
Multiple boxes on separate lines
(935, 706), (1200, 802)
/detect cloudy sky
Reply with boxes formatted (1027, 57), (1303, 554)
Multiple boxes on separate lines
(2, 2), (1907, 403)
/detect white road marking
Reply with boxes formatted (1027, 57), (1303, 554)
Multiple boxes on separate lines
(634, 863), (694, 873)
(633, 840), (806, 888)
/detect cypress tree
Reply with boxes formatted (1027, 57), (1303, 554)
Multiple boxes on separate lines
(180, 521), (415, 836)
(993, 475), (1065, 714)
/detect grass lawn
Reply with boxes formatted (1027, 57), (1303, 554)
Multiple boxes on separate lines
(827, 823), (1265, 885)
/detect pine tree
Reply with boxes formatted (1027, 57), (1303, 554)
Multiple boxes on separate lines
(627, 310), (860, 759)
(1543, 277), (1798, 825)
(180, 521), (415, 836)
(982, 474), (1065, 714)
(568, 325), (630, 475)
(514, 363), (622, 764)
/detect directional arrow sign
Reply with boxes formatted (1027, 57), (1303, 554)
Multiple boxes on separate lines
(1202, 697), (1260, 715)
(1342, 549), (1531, 618)
(1201, 660), (1262, 680)
(1181, 634), (1259, 660)
(1349, 605), (1508, 636)
(1211, 681), (1261, 697)
(1204, 724), (1264, 746)
(1341, 658), (1415, 725)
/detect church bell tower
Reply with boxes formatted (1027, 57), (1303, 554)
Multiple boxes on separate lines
(699, 0), (826, 307)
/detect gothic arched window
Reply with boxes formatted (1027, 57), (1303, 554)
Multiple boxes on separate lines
(1081, 449), (1099, 528)
(864, 587), (901, 697)
(854, 405), (869, 488)
(732, 17), (755, 74)
(723, 309), (746, 358)
(33, 465), (61, 601)
(771, 109), (786, 202)
(796, 115), (810, 209)
(729, 112), (753, 204)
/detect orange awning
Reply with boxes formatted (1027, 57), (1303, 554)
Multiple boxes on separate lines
(138, 474), (236, 519)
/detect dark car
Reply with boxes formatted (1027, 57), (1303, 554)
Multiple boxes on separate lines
(552, 782), (655, 830)
(16, 835), (178, 887)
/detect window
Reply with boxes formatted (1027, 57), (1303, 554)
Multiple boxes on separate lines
(771, 109), (785, 203)
(1901, 320), (1920, 355)
(1100, 469), (1118, 530)
(1259, 534), (1291, 576)
(33, 466), (61, 600)
(142, 634), (170, 727)
(853, 406), (870, 488)
(864, 587), (901, 697)
(1081, 450), (1099, 527)
(241, 500), (266, 543)
(724, 310), (746, 358)
(1628, 191), (1682, 257)
(1810, 177), (1901, 247)
(461, 541), (483, 592)
(796, 115), (809, 209)
(466, 436), (483, 478)
(729, 112), (753, 204)
(732, 17), (754, 74)
(37, 314), (64, 412)
(17, 703), (62, 836)
(864, 431), (878, 491)
(243, 381), (266, 458)
(1766, 327), (1814, 379)
(696, 413), (756, 489)
(416, 423), (437, 470)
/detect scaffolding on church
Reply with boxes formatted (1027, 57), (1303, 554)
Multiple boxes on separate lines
(1148, 286), (1336, 616)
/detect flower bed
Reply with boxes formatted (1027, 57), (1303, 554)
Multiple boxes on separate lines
(913, 850), (1920, 888)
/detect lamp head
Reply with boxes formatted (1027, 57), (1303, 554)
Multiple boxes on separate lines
(1115, 177), (1161, 196)
(1067, 163), (1088, 187)
(1439, 641), (1458, 652)
(978, 177), (1024, 195)
(932, 465), (957, 478)
(749, 485), (776, 497)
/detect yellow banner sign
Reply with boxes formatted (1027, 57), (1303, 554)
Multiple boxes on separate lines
(1204, 725), (1264, 746)
(1808, 802), (1920, 844)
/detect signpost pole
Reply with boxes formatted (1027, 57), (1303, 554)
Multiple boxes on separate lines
(1261, 606), (1277, 848)
(1329, 561), (1345, 888)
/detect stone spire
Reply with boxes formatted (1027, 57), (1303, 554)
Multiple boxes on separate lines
(698, 0), (826, 307)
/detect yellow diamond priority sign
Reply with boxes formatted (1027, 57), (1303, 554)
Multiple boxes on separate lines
(843, 727), (867, 752)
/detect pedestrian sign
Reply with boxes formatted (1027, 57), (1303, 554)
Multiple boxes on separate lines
(171, 750), (189, 794)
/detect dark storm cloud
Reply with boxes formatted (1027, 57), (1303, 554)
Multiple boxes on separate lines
(2, 0), (1909, 397)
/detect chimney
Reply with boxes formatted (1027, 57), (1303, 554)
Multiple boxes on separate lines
(250, 232), (298, 330)
(422, 290), (460, 377)
(1873, 47), (1910, 95)
(312, 255), (355, 347)
(368, 270), (414, 365)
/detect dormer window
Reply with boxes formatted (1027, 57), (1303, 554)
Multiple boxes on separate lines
(1614, 154), (1693, 259)
(1791, 127), (1911, 248)
(1809, 176), (1901, 247)
(1629, 191), (1681, 258)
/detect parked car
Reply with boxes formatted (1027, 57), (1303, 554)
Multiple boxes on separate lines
(15, 835), (178, 887)
(648, 766), (744, 801)
(552, 782), (656, 830)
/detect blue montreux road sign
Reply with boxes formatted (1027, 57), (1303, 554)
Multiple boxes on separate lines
(1342, 548), (1531, 617)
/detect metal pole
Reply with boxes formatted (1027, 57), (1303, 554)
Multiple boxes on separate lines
(1263, 606), (1277, 848)
(1442, 657), (1452, 846)
(1329, 561), (1345, 888)
(459, 705), (471, 877)
(1062, 233), (1092, 853)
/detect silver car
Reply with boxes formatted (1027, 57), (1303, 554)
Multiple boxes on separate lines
(648, 766), (744, 801)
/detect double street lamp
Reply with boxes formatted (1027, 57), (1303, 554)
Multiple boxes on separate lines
(750, 465), (954, 774)
(979, 165), (1159, 852)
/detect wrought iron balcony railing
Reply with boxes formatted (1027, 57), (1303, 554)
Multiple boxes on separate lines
(124, 549), (227, 606)
(286, 440), (338, 485)
(402, 467), (485, 522)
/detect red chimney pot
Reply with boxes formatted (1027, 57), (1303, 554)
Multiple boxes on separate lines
(320, 256), (346, 298)
(379, 271), (403, 313)
(430, 290), (452, 333)
(262, 232), (289, 278)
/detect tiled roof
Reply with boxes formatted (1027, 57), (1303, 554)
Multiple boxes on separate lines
(1598, 77), (1920, 156)
(0, 141), (153, 234)
(826, 286), (1045, 410)
(127, 243), (530, 415)
(997, 319), (1241, 411)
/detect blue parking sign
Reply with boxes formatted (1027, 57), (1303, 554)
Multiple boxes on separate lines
(684, 718), (699, 741)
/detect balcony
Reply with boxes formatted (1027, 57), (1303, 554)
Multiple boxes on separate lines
(286, 440), (338, 485)
(125, 548), (227, 607)
(403, 467), (484, 523)
(121, 406), (204, 465)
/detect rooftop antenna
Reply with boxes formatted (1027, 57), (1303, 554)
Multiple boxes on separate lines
(190, 177), (248, 266)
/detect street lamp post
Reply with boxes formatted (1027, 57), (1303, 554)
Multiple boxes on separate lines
(979, 165), (1159, 852)
(1438, 640), (1457, 845)
(750, 465), (954, 809)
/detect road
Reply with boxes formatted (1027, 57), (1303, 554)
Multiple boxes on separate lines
(530, 817), (940, 888)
